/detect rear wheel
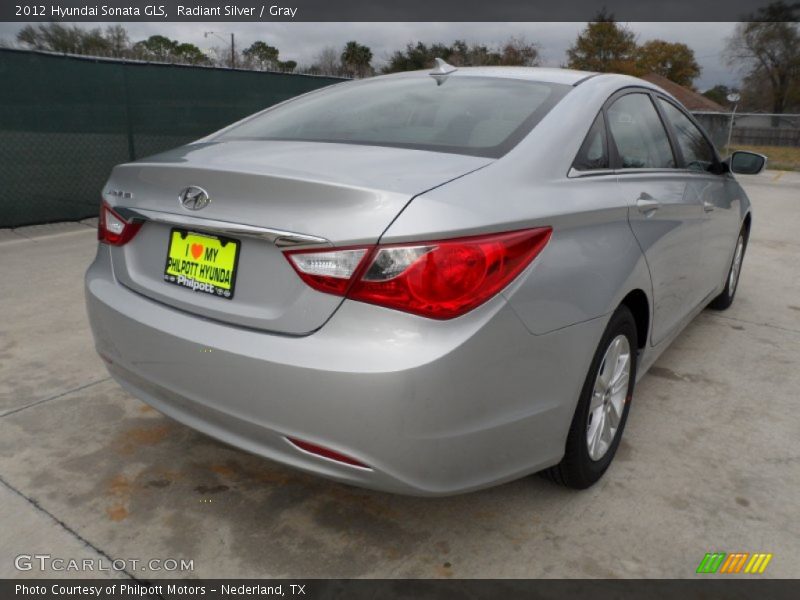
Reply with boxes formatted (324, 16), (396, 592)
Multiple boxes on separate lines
(708, 227), (747, 311)
(542, 306), (638, 489)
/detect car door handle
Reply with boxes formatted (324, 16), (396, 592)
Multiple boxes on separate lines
(636, 198), (661, 214)
(703, 201), (715, 212)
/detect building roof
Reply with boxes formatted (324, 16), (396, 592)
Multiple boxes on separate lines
(640, 73), (726, 112)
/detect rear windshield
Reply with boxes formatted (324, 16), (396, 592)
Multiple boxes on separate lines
(215, 76), (570, 158)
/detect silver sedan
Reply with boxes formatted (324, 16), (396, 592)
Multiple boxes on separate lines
(85, 64), (765, 495)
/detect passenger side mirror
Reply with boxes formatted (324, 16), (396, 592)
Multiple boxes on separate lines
(727, 151), (767, 175)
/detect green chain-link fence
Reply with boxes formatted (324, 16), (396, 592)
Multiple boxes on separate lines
(0, 49), (345, 228)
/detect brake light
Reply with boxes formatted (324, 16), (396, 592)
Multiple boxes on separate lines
(285, 227), (552, 319)
(98, 201), (142, 246)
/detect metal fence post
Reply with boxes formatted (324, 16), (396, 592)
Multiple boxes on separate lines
(725, 102), (738, 154)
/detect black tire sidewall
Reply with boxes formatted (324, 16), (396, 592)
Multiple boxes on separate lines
(709, 228), (748, 310)
(565, 306), (638, 488)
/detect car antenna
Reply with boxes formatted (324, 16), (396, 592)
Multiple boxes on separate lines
(429, 58), (457, 86)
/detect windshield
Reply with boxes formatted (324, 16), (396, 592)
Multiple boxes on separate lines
(215, 75), (570, 158)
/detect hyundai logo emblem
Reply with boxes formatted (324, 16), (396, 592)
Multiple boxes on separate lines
(179, 186), (210, 211)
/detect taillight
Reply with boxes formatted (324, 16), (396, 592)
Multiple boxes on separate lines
(98, 201), (142, 246)
(285, 227), (552, 319)
(287, 247), (368, 295)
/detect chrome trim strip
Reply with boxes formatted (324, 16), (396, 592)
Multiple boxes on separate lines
(567, 167), (616, 179)
(613, 168), (687, 175)
(568, 166), (729, 179)
(114, 207), (330, 248)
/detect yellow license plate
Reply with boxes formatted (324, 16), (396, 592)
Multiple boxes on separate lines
(163, 229), (240, 299)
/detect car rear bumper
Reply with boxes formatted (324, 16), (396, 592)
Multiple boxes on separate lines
(86, 245), (605, 496)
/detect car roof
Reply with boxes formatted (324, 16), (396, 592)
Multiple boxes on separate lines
(376, 67), (679, 98)
(379, 66), (598, 86)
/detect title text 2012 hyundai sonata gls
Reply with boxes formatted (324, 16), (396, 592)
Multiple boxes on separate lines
(86, 64), (765, 495)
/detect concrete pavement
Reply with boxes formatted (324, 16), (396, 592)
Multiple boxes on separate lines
(0, 172), (798, 579)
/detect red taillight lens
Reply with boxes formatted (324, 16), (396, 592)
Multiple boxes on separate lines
(285, 227), (552, 319)
(98, 201), (142, 246)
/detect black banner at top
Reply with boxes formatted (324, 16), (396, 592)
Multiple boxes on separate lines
(1, 0), (797, 22)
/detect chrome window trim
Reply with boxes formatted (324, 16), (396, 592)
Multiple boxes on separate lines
(569, 167), (727, 179)
(613, 168), (689, 176)
(567, 167), (615, 178)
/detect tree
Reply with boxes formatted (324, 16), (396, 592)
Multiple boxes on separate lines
(207, 45), (241, 69)
(278, 60), (297, 73)
(500, 37), (540, 67)
(17, 23), (107, 55)
(18, 23), (76, 52)
(310, 46), (342, 76)
(739, 68), (800, 113)
(702, 84), (735, 107)
(341, 41), (373, 78)
(174, 43), (208, 65)
(383, 42), (439, 72)
(243, 41), (280, 70)
(79, 28), (112, 57)
(725, 1), (800, 117)
(566, 10), (638, 74)
(104, 25), (130, 58)
(382, 37), (539, 73)
(128, 35), (208, 65)
(134, 35), (178, 61)
(635, 40), (701, 87)
(449, 40), (503, 66)
(15, 23), (138, 58)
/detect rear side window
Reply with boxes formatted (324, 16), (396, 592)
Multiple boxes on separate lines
(216, 76), (570, 158)
(573, 114), (609, 171)
(607, 93), (675, 169)
(657, 99), (716, 172)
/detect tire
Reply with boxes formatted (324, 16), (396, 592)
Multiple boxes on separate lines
(708, 226), (748, 311)
(542, 305), (638, 489)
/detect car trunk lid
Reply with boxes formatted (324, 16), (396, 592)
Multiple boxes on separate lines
(105, 140), (491, 335)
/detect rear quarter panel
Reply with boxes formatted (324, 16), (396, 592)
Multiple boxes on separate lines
(381, 76), (655, 337)
(384, 170), (652, 336)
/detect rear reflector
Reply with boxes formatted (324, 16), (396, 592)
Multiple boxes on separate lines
(98, 201), (142, 246)
(287, 437), (370, 469)
(285, 227), (552, 319)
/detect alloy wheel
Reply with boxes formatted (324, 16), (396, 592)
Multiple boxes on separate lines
(586, 334), (631, 461)
(729, 234), (745, 295)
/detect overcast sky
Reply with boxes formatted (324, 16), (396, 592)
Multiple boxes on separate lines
(0, 22), (741, 90)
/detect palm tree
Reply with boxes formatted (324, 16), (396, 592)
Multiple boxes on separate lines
(341, 41), (373, 78)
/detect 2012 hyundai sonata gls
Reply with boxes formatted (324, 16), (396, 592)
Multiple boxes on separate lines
(85, 65), (764, 495)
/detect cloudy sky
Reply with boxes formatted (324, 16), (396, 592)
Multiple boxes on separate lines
(0, 22), (741, 90)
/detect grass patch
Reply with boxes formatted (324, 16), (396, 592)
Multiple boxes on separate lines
(725, 144), (800, 171)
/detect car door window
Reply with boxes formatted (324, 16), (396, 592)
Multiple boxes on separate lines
(572, 114), (609, 171)
(657, 99), (717, 172)
(607, 93), (675, 169)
